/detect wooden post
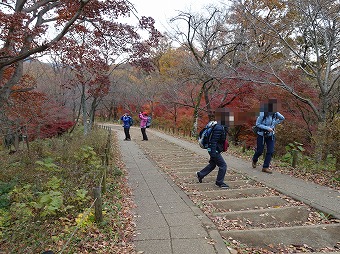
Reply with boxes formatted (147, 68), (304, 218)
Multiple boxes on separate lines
(101, 155), (105, 166)
(242, 141), (246, 153)
(105, 148), (109, 166)
(101, 149), (108, 194)
(292, 150), (298, 168)
(102, 167), (107, 194)
(93, 187), (103, 223)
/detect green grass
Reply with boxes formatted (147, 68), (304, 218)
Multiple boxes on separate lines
(0, 127), (134, 253)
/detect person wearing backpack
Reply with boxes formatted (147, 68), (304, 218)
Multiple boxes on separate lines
(146, 115), (152, 128)
(120, 112), (133, 141)
(252, 99), (285, 173)
(196, 120), (229, 189)
(138, 112), (149, 141)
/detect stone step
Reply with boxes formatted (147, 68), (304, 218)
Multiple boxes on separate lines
(175, 171), (244, 178)
(145, 150), (184, 155)
(184, 180), (256, 191)
(150, 155), (193, 160)
(221, 224), (340, 249)
(304, 252), (340, 254)
(134, 130), (340, 252)
(168, 166), (208, 171)
(213, 206), (311, 225)
(207, 196), (287, 211)
(164, 161), (204, 166)
(175, 174), (247, 183)
(192, 187), (268, 200)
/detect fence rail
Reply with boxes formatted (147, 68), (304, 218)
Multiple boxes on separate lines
(59, 125), (112, 253)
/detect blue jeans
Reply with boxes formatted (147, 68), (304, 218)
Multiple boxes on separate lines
(253, 134), (275, 168)
(199, 153), (227, 184)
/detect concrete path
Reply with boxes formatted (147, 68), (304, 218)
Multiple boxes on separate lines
(111, 124), (340, 253)
(116, 127), (231, 254)
(148, 128), (340, 219)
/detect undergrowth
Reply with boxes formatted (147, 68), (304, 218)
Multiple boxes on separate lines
(0, 127), (135, 253)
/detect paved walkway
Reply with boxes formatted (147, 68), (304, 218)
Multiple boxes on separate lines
(148, 128), (340, 219)
(116, 127), (230, 254)
(112, 125), (340, 254)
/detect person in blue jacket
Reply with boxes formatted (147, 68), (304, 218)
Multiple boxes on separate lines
(197, 120), (229, 189)
(120, 113), (133, 141)
(252, 99), (285, 173)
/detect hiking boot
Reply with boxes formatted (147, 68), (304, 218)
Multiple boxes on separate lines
(252, 161), (257, 168)
(196, 172), (203, 183)
(262, 168), (272, 174)
(215, 182), (229, 189)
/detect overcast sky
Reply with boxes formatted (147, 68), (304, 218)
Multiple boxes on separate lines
(129, 0), (223, 32)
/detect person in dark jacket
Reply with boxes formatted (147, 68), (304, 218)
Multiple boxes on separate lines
(252, 99), (285, 173)
(120, 113), (133, 141)
(196, 121), (229, 189)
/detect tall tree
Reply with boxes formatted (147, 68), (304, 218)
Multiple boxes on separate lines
(0, 0), (161, 135)
(233, 0), (340, 160)
(0, 0), (91, 109)
(233, 0), (340, 123)
(169, 6), (243, 134)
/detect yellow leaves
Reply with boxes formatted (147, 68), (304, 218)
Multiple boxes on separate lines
(75, 209), (95, 228)
(159, 48), (189, 76)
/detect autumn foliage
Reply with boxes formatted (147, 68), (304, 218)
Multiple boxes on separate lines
(1, 0), (161, 144)
(4, 83), (75, 141)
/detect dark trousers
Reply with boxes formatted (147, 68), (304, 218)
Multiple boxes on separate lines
(141, 128), (148, 140)
(124, 127), (131, 140)
(253, 134), (275, 168)
(199, 153), (227, 184)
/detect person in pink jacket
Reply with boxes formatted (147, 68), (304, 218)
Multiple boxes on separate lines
(139, 112), (148, 140)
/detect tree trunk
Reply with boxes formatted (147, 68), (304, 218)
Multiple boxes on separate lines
(113, 105), (118, 120)
(203, 84), (214, 120)
(89, 97), (99, 132)
(81, 85), (89, 136)
(192, 97), (202, 137)
(191, 82), (207, 136)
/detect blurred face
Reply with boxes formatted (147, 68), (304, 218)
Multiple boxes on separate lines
(261, 99), (279, 113)
(215, 108), (234, 126)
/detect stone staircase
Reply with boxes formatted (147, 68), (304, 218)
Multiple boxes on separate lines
(132, 130), (340, 253)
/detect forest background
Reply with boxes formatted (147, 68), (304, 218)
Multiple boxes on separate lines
(0, 0), (339, 184)
(1, 0), (338, 170)
(0, 0), (339, 252)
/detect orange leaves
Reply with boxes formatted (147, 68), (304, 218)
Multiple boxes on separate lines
(0, 65), (15, 83)
(56, 0), (90, 22)
(8, 89), (47, 121)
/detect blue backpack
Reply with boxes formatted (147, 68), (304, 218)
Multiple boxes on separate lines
(146, 116), (152, 128)
(198, 123), (216, 149)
